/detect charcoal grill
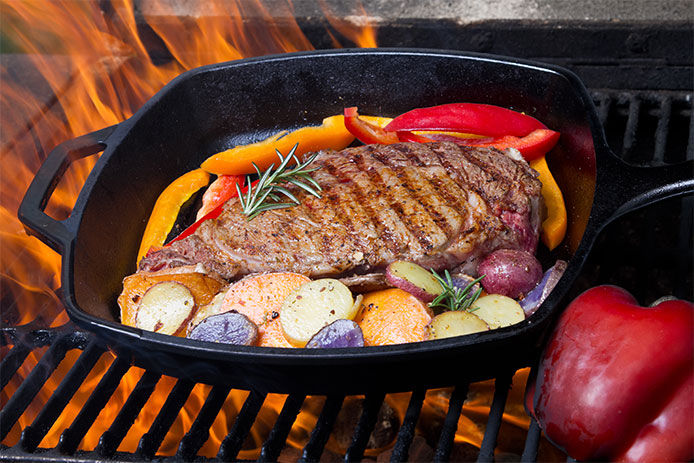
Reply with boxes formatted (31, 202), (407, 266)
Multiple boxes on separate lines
(2, 10), (692, 463)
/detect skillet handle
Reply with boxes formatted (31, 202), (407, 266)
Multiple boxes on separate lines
(18, 125), (117, 254)
(593, 151), (694, 225)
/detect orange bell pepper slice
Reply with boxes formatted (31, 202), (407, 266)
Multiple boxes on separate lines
(343, 107), (400, 144)
(201, 115), (355, 175)
(137, 168), (210, 263)
(530, 156), (567, 250)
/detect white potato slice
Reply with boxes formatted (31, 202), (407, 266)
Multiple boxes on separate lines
(426, 310), (489, 340)
(136, 281), (196, 335)
(385, 261), (443, 302)
(281, 279), (355, 347)
(471, 294), (526, 329)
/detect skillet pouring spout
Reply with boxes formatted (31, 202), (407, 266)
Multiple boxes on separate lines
(16, 49), (693, 393)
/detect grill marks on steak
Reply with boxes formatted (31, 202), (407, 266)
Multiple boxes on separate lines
(139, 142), (542, 281)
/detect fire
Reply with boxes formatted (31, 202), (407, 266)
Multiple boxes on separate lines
(0, 0), (536, 459)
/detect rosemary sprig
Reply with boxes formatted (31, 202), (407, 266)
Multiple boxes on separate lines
(428, 270), (485, 313)
(236, 143), (322, 220)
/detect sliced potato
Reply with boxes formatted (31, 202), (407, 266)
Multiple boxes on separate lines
(426, 310), (489, 340)
(385, 261), (443, 302)
(280, 279), (355, 347)
(135, 281), (196, 335)
(188, 291), (227, 334)
(119, 269), (226, 331)
(471, 294), (525, 329)
(187, 311), (259, 346)
(305, 319), (364, 348)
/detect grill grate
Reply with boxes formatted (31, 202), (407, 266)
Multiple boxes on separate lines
(0, 324), (538, 461)
(1, 88), (691, 462)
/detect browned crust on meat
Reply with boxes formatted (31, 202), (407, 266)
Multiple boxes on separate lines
(138, 142), (542, 282)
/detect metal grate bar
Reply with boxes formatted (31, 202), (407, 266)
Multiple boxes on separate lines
(344, 391), (386, 462)
(258, 393), (306, 462)
(477, 372), (514, 462)
(0, 334), (71, 441)
(622, 95), (642, 160)
(688, 99), (693, 161)
(57, 356), (130, 455)
(19, 341), (104, 452)
(653, 96), (672, 164)
(390, 387), (426, 463)
(521, 419), (542, 462)
(95, 369), (162, 457)
(0, 345), (31, 390)
(216, 389), (267, 461)
(593, 91), (612, 127)
(136, 378), (195, 459)
(175, 384), (231, 461)
(299, 394), (345, 463)
(433, 384), (469, 463)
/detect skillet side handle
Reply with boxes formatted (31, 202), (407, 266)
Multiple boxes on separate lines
(594, 152), (694, 226)
(18, 125), (117, 254)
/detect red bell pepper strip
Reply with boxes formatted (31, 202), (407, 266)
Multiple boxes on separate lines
(196, 174), (244, 220)
(167, 201), (226, 244)
(343, 107), (399, 144)
(384, 103), (546, 137)
(168, 177), (255, 245)
(529, 285), (693, 462)
(468, 129), (560, 161)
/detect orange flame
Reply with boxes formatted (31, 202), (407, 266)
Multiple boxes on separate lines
(0, 1), (542, 459)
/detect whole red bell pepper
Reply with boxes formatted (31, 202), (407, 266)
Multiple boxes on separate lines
(529, 285), (693, 462)
(384, 102), (546, 137)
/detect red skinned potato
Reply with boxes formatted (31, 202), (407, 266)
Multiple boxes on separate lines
(385, 261), (443, 302)
(187, 311), (259, 346)
(305, 319), (364, 348)
(477, 249), (542, 299)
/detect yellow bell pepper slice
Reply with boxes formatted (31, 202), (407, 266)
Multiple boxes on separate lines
(137, 169), (210, 263)
(530, 156), (567, 251)
(201, 115), (355, 175)
(358, 115), (393, 128)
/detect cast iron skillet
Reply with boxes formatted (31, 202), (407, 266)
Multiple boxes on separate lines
(19, 49), (693, 394)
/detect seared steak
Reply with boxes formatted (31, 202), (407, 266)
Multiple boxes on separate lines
(139, 142), (543, 282)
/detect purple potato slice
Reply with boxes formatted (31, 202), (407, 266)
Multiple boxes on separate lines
(187, 311), (259, 346)
(305, 319), (364, 348)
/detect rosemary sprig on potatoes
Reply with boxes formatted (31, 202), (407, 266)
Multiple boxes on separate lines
(236, 143), (322, 220)
(429, 270), (484, 313)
